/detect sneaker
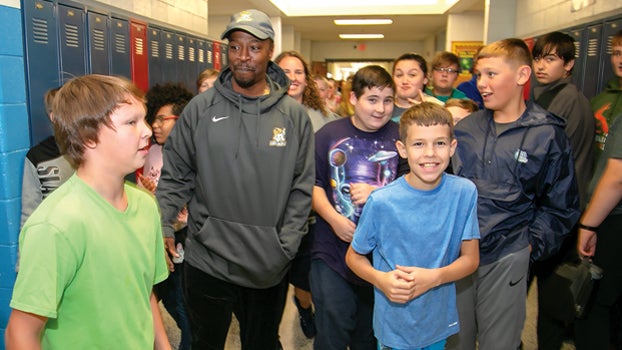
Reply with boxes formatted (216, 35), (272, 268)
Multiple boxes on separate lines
(293, 297), (317, 338)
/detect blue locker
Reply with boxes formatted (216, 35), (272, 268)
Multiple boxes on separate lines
(58, 2), (87, 84)
(110, 16), (131, 79)
(206, 40), (214, 69)
(22, 0), (60, 145)
(175, 33), (189, 89)
(86, 10), (109, 75)
(186, 36), (198, 93)
(161, 29), (176, 84)
(599, 18), (622, 93)
(196, 38), (206, 74)
(582, 24), (603, 100)
(221, 44), (228, 68)
(566, 27), (587, 92)
(148, 26), (162, 87)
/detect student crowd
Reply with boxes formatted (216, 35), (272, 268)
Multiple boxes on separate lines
(6, 8), (622, 350)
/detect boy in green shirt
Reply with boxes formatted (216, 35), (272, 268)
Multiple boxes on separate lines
(5, 75), (170, 350)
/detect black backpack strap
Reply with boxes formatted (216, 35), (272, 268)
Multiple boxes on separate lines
(536, 83), (568, 110)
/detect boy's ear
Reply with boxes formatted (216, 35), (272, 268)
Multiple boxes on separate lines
(517, 65), (532, 86)
(395, 140), (407, 159)
(349, 90), (357, 107)
(564, 59), (575, 75)
(449, 138), (458, 158)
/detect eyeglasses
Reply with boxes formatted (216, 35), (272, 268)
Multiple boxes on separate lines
(434, 67), (459, 74)
(153, 115), (179, 124)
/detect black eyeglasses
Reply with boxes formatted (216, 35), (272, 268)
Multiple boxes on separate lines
(433, 67), (459, 74)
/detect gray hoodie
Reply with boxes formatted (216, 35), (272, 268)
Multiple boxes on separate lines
(156, 62), (315, 288)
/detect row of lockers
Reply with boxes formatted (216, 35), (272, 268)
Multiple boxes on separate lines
(22, 0), (227, 146)
(562, 16), (620, 100)
(524, 15), (621, 102)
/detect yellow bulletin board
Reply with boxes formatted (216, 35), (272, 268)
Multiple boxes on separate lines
(451, 41), (483, 76)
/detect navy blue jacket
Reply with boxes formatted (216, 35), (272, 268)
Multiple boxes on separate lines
(452, 102), (580, 265)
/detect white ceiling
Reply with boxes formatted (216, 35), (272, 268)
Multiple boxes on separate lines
(207, 0), (485, 42)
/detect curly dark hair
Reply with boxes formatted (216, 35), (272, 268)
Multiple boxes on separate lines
(145, 83), (193, 125)
(274, 51), (329, 116)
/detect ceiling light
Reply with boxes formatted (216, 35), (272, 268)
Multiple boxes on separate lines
(339, 34), (385, 39)
(334, 19), (393, 25)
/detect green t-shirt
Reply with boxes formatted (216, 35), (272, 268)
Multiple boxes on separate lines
(11, 175), (168, 349)
(589, 116), (622, 216)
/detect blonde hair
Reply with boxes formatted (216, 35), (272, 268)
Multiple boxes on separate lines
(476, 38), (532, 68)
(53, 75), (145, 168)
(196, 68), (220, 90)
(445, 98), (478, 113)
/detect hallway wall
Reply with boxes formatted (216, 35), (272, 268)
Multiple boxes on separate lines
(0, 2), (28, 347)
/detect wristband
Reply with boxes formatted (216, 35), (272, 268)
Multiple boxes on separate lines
(578, 223), (599, 232)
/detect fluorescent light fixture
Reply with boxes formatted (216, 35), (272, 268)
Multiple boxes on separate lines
(334, 19), (393, 25)
(270, 0), (441, 16)
(339, 34), (384, 39)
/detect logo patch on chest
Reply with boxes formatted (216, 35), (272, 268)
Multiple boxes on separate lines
(269, 127), (287, 147)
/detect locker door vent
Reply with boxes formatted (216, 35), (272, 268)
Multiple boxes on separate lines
(134, 37), (144, 56)
(151, 40), (160, 58)
(114, 33), (127, 54)
(178, 45), (185, 61)
(92, 28), (105, 51)
(165, 42), (173, 60)
(189, 46), (195, 62)
(64, 23), (79, 48)
(32, 17), (49, 44)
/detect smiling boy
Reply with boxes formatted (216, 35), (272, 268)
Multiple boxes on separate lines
(346, 102), (480, 350)
(5, 75), (170, 350)
(447, 38), (580, 350)
(311, 65), (406, 349)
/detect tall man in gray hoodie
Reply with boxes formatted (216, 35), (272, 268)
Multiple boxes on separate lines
(155, 9), (315, 349)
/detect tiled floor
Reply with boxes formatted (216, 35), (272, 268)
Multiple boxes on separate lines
(162, 282), (576, 350)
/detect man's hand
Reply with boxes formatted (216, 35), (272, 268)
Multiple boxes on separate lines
(164, 237), (178, 272)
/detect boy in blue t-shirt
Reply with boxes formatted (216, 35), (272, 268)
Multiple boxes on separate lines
(346, 102), (480, 350)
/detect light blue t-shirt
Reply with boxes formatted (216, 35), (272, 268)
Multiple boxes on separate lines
(351, 174), (480, 349)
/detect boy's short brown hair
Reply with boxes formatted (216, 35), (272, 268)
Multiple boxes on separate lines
(44, 87), (60, 116)
(612, 29), (622, 47)
(351, 65), (395, 99)
(431, 51), (461, 71)
(399, 102), (455, 142)
(52, 74), (145, 168)
(476, 38), (532, 68)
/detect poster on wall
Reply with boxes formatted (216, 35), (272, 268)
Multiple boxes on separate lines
(451, 41), (483, 77)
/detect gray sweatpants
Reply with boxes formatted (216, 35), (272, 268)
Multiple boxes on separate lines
(446, 246), (530, 350)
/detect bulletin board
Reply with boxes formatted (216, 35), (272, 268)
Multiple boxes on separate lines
(451, 41), (483, 76)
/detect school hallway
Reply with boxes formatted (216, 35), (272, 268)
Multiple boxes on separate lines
(162, 282), (576, 350)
